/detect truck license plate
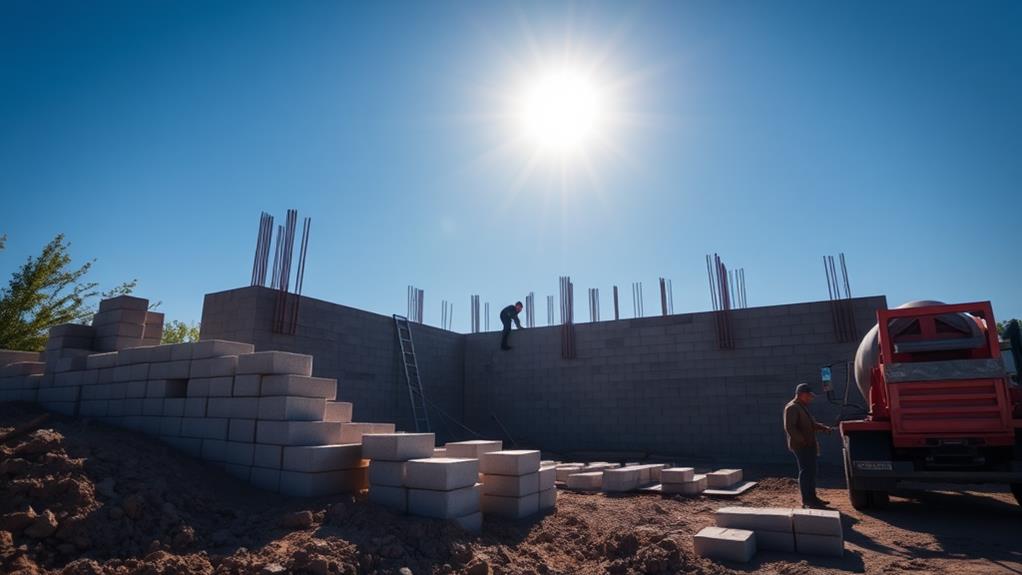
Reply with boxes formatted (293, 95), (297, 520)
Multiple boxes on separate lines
(854, 461), (893, 471)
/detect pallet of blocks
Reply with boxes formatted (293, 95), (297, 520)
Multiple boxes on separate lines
(479, 450), (555, 517)
(659, 467), (707, 495)
(713, 506), (843, 558)
(363, 433), (436, 514)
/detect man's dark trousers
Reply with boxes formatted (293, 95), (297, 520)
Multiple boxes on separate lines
(500, 317), (512, 349)
(793, 447), (818, 504)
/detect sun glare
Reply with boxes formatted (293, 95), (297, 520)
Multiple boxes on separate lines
(516, 66), (608, 158)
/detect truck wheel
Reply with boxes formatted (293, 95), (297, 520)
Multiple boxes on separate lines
(869, 490), (889, 507)
(1012, 484), (1022, 507)
(844, 448), (871, 510)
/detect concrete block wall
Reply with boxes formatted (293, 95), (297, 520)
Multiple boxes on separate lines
(200, 286), (465, 438)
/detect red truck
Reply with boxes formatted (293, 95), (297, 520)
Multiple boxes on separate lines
(840, 301), (1022, 509)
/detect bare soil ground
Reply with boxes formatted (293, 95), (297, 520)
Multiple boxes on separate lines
(2, 403), (1020, 575)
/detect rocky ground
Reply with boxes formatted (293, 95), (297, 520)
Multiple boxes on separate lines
(2, 403), (1020, 575)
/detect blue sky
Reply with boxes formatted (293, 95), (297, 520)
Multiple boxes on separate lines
(2, 0), (1020, 330)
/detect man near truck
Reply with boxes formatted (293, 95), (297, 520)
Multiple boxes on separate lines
(784, 383), (833, 509)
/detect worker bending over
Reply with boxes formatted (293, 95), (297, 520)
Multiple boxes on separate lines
(783, 383), (833, 509)
(499, 301), (524, 350)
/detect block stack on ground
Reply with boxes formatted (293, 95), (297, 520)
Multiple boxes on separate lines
(405, 457), (482, 531)
(660, 467), (706, 495)
(702, 506), (844, 562)
(364, 432), (436, 513)
(479, 450), (556, 518)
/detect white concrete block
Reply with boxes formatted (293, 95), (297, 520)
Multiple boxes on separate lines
(538, 487), (556, 510)
(432, 448), (448, 458)
(260, 374), (336, 399)
(444, 440), (503, 459)
(482, 472), (539, 497)
(565, 472), (602, 490)
(256, 420), (341, 446)
(254, 444), (282, 468)
(224, 441), (255, 466)
(280, 467), (368, 497)
(208, 397), (259, 419)
(661, 474), (707, 495)
(555, 465), (585, 482)
(795, 532), (843, 556)
(693, 526), (756, 563)
(149, 360), (191, 380)
(86, 352), (118, 370)
(647, 464), (666, 482)
(408, 484), (481, 519)
(146, 345), (173, 363)
(190, 356), (237, 379)
(369, 484), (407, 513)
(98, 295), (148, 313)
(602, 467), (641, 492)
(169, 342), (194, 361)
(229, 418), (256, 442)
(237, 351), (313, 376)
(479, 450), (541, 476)
(282, 444), (364, 473)
(792, 509), (842, 536)
(340, 422), (397, 443)
(114, 345), (150, 365)
(324, 401), (353, 423)
(707, 469), (743, 489)
(250, 466), (281, 492)
(92, 307), (147, 326)
(232, 374), (261, 396)
(369, 460), (407, 486)
(661, 467), (695, 483)
(258, 396), (326, 421)
(538, 466), (556, 491)
(190, 340), (254, 360)
(480, 492), (539, 519)
(362, 433), (435, 461)
(715, 507), (793, 532)
(405, 458), (479, 491)
(452, 511), (482, 533)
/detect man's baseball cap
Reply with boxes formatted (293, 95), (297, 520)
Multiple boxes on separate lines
(795, 383), (814, 395)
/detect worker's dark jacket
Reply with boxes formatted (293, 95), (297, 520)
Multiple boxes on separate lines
(500, 305), (522, 328)
(783, 399), (825, 452)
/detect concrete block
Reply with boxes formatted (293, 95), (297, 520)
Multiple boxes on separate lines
(111, 365), (132, 382)
(483, 472), (539, 496)
(480, 492), (539, 519)
(54, 356), (88, 373)
(184, 397), (207, 417)
(444, 440), (503, 459)
(190, 356), (238, 379)
(693, 526), (756, 563)
(46, 335), (93, 351)
(159, 416), (182, 436)
(229, 419), (256, 442)
(48, 323), (97, 338)
(408, 484), (481, 519)
(452, 511), (482, 533)
(362, 433), (435, 461)
(96, 367), (114, 384)
(661, 474), (707, 495)
(82, 369), (99, 385)
(224, 441), (255, 466)
(258, 396), (326, 421)
(538, 488), (556, 510)
(602, 467), (642, 492)
(715, 507), (793, 532)
(795, 532), (843, 556)
(237, 351), (313, 376)
(538, 466), (556, 491)
(260, 374), (336, 399)
(282, 444), (364, 473)
(565, 472), (602, 490)
(232, 374), (261, 396)
(256, 420), (341, 446)
(254, 444), (283, 468)
(369, 461), (406, 486)
(149, 360), (191, 380)
(250, 466), (281, 492)
(180, 417), (229, 440)
(92, 308), (147, 326)
(208, 397), (259, 419)
(661, 467), (695, 483)
(129, 363), (150, 380)
(54, 370), (83, 387)
(279, 467), (369, 497)
(791, 509), (842, 536)
(147, 379), (187, 398)
(86, 353), (118, 370)
(163, 398), (186, 417)
(707, 469), (743, 488)
(95, 322), (145, 340)
(202, 439), (228, 461)
(123, 380), (146, 398)
(162, 436), (202, 457)
(146, 345), (173, 363)
(191, 340), (254, 360)
(225, 464), (252, 481)
(555, 465), (585, 482)
(79, 400), (109, 417)
(169, 343), (194, 361)
(479, 450), (541, 476)
(432, 448), (447, 458)
(647, 464), (667, 482)
(94, 335), (142, 352)
(98, 295), (149, 312)
(324, 401), (353, 423)
(340, 422), (396, 443)
(186, 376), (234, 397)
(369, 484), (407, 513)
(142, 398), (164, 416)
(405, 458), (479, 491)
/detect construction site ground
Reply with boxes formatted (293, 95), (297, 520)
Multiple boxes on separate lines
(2, 403), (1020, 575)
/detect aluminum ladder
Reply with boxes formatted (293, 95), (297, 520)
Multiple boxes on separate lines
(393, 314), (431, 433)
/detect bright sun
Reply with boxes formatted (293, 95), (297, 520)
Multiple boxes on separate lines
(517, 66), (607, 157)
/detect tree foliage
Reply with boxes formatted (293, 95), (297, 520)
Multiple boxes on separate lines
(161, 320), (201, 344)
(0, 234), (136, 351)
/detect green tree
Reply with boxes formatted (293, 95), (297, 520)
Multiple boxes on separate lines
(0, 234), (136, 351)
(161, 320), (201, 344)
(999, 319), (1019, 337)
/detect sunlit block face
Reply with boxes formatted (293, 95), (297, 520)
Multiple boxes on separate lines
(517, 67), (605, 156)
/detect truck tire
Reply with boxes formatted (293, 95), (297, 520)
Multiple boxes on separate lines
(844, 448), (871, 510)
(1012, 484), (1022, 507)
(869, 490), (889, 507)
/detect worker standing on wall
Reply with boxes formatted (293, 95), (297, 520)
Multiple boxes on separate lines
(783, 383), (833, 509)
(499, 301), (525, 350)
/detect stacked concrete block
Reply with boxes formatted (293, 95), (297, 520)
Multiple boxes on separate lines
(480, 450), (549, 518)
(693, 526), (756, 563)
(555, 463), (585, 483)
(707, 469), (743, 489)
(92, 296), (155, 352)
(537, 464), (556, 511)
(365, 433), (436, 512)
(602, 466), (643, 493)
(0, 362), (45, 402)
(405, 458), (481, 530)
(445, 439), (502, 481)
(660, 467), (707, 495)
(565, 471), (603, 491)
(792, 509), (843, 556)
(339, 422), (396, 443)
(715, 507), (795, 552)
